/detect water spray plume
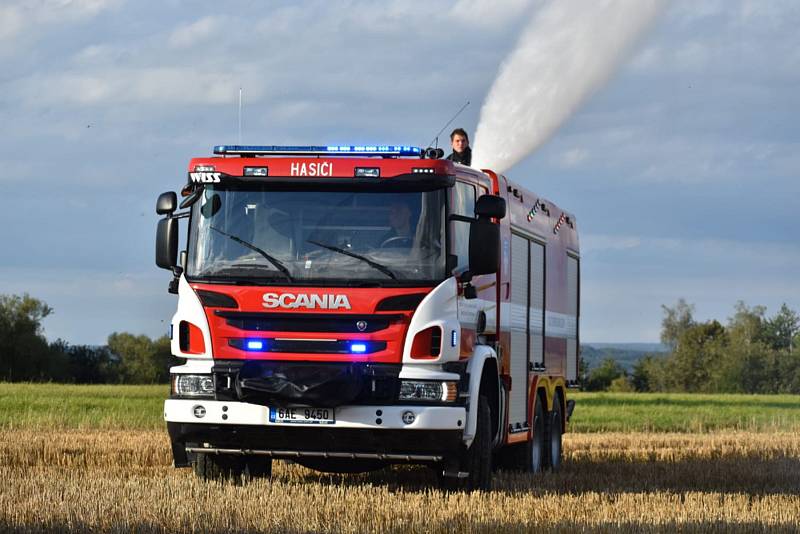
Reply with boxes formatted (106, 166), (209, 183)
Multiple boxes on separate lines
(472, 0), (667, 173)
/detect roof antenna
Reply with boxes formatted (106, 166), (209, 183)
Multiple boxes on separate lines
(428, 100), (470, 150)
(237, 87), (243, 145)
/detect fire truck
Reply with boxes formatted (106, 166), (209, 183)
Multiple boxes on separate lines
(156, 144), (579, 490)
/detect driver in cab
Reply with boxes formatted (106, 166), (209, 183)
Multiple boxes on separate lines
(380, 201), (414, 249)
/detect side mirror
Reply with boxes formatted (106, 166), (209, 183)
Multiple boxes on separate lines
(475, 195), (506, 219)
(468, 219), (499, 275)
(156, 192), (177, 215)
(156, 218), (178, 270)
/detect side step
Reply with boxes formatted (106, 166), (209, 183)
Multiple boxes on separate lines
(185, 446), (443, 463)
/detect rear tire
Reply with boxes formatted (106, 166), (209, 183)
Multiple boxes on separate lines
(545, 393), (563, 471)
(527, 394), (546, 473)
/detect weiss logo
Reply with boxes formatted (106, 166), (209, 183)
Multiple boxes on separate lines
(262, 293), (352, 310)
(189, 172), (221, 183)
(290, 162), (333, 177)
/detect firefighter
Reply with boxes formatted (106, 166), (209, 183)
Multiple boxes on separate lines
(446, 128), (472, 166)
(380, 201), (414, 248)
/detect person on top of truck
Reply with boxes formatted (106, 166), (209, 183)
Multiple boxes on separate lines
(446, 128), (472, 166)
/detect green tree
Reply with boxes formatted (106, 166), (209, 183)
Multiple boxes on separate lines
(727, 301), (767, 346)
(608, 376), (634, 392)
(763, 303), (799, 352)
(52, 341), (118, 383)
(631, 354), (670, 392)
(584, 358), (626, 391)
(0, 293), (55, 380)
(660, 298), (696, 350)
(671, 320), (727, 392)
(718, 302), (772, 393)
(107, 333), (173, 384)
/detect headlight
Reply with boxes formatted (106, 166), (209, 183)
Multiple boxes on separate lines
(171, 374), (215, 398)
(398, 380), (458, 403)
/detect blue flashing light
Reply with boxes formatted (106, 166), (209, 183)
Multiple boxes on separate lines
(451, 330), (458, 347)
(350, 343), (368, 354)
(246, 339), (265, 351)
(213, 145), (422, 157)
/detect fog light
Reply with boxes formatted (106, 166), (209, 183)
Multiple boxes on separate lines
(402, 410), (416, 425)
(193, 405), (206, 418)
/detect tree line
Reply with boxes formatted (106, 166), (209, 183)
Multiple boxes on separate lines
(3, 291), (799, 391)
(583, 299), (800, 393)
(0, 294), (172, 383)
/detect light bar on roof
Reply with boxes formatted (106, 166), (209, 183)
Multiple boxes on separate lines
(213, 145), (422, 157)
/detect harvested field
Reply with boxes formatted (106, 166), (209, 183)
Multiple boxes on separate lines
(1, 429), (799, 533)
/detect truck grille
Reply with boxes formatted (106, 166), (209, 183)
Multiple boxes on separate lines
(215, 311), (403, 333)
(228, 338), (387, 354)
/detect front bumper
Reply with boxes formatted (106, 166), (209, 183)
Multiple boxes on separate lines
(165, 399), (464, 430)
(165, 399), (466, 466)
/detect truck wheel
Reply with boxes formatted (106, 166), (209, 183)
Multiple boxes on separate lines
(528, 395), (546, 473)
(466, 395), (493, 491)
(243, 455), (273, 479)
(193, 453), (272, 481)
(438, 394), (493, 492)
(545, 394), (563, 471)
(193, 453), (243, 481)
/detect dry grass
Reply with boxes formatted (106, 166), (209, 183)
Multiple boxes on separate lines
(1, 430), (799, 533)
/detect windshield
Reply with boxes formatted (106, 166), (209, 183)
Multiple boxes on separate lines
(187, 185), (446, 285)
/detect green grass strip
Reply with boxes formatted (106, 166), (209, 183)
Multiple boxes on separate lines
(2, 384), (800, 433)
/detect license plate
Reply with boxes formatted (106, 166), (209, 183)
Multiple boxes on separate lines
(269, 407), (335, 425)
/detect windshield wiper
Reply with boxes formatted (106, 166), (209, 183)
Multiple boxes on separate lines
(210, 226), (294, 282)
(307, 240), (398, 280)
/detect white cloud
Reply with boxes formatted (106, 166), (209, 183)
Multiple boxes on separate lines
(449, 0), (534, 28)
(584, 234), (800, 265)
(13, 67), (264, 106)
(555, 147), (589, 168)
(582, 234), (642, 253)
(168, 16), (222, 48)
(0, 6), (23, 42)
(0, 0), (122, 45)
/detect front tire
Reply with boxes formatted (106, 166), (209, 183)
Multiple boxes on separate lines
(193, 453), (272, 482)
(439, 394), (493, 491)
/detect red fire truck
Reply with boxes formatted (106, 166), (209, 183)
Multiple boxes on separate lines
(156, 144), (579, 490)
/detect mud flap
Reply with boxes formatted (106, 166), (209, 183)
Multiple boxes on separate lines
(167, 422), (190, 467)
(566, 399), (576, 422)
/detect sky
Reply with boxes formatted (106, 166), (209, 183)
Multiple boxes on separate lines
(1, 0), (798, 345)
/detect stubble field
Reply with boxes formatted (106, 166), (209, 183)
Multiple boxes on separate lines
(1, 385), (799, 533)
